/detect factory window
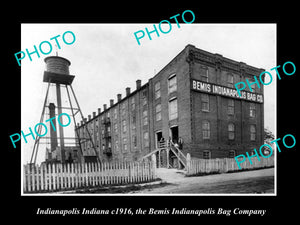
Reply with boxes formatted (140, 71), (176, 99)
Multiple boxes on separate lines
(248, 77), (256, 93)
(201, 94), (209, 112)
(228, 150), (236, 158)
(155, 82), (161, 99)
(114, 108), (118, 120)
(228, 99), (234, 115)
(202, 120), (210, 139)
(168, 74), (177, 93)
(144, 131), (149, 147)
(143, 110), (148, 125)
(155, 104), (162, 121)
(132, 114), (136, 129)
(131, 97), (136, 110)
(227, 73), (234, 88)
(228, 123), (235, 140)
(122, 120), (127, 133)
(121, 103), (126, 117)
(142, 90), (147, 105)
(132, 135), (137, 148)
(114, 123), (118, 133)
(203, 150), (211, 159)
(123, 143), (128, 152)
(250, 124), (256, 141)
(115, 140), (119, 151)
(250, 103), (256, 118)
(200, 67), (208, 82)
(168, 97), (178, 120)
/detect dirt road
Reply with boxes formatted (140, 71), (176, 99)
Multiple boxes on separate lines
(129, 168), (275, 194)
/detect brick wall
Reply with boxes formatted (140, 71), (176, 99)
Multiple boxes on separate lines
(75, 45), (265, 162)
(187, 48), (264, 159)
(149, 45), (191, 147)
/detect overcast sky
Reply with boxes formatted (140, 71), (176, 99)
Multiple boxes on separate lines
(21, 23), (276, 164)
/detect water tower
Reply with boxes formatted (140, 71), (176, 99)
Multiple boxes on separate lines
(30, 56), (99, 164)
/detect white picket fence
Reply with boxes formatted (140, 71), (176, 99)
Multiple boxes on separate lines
(186, 154), (274, 176)
(23, 159), (156, 193)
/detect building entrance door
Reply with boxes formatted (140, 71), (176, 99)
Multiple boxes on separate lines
(170, 126), (179, 144)
(169, 125), (181, 168)
(155, 131), (163, 149)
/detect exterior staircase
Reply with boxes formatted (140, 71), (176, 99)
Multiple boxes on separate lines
(141, 140), (187, 169)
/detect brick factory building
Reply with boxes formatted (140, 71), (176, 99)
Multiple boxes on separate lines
(75, 44), (265, 166)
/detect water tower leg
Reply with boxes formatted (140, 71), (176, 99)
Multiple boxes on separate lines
(30, 82), (51, 165)
(56, 83), (65, 163)
(69, 84), (100, 163)
(65, 85), (84, 158)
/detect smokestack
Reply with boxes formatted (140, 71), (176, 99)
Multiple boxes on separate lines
(126, 87), (131, 96)
(136, 79), (141, 89)
(93, 112), (96, 118)
(117, 94), (122, 102)
(103, 104), (107, 111)
(88, 114), (91, 121)
(98, 108), (101, 114)
(110, 99), (114, 107)
(48, 103), (58, 152)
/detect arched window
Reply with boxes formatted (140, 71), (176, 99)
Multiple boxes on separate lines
(228, 123), (235, 140)
(228, 99), (234, 115)
(169, 97), (178, 120)
(203, 150), (211, 159)
(250, 124), (256, 141)
(201, 94), (209, 112)
(202, 120), (210, 139)
(227, 73), (234, 87)
(168, 74), (177, 93)
(250, 103), (256, 118)
(200, 67), (208, 82)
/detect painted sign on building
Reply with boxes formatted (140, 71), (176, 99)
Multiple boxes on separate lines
(191, 79), (263, 103)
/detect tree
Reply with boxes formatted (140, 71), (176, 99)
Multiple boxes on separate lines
(263, 128), (275, 155)
(264, 128), (275, 144)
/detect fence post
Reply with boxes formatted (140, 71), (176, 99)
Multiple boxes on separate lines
(67, 163), (70, 189)
(36, 164), (40, 192)
(85, 162), (88, 187)
(186, 153), (191, 175)
(132, 162), (136, 182)
(70, 163), (74, 188)
(151, 154), (156, 179)
(74, 163), (78, 188)
(128, 162), (132, 184)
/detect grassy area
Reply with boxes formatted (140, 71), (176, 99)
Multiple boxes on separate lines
(74, 180), (170, 194)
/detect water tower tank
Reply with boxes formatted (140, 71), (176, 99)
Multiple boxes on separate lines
(43, 56), (74, 85)
(44, 56), (71, 75)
